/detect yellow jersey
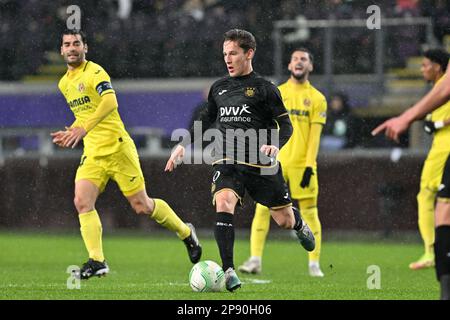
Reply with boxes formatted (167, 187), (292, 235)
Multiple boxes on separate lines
(429, 76), (450, 151)
(58, 60), (132, 156)
(277, 79), (327, 167)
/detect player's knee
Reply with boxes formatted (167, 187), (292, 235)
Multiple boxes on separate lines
(130, 197), (152, 215)
(416, 190), (423, 203)
(277, 216), (293, 229)
(272, 209), (294, 229)
(131, 200), (145, 214)
(216, 202), (234, 213)
(216, 193), (236, 213)
(417, 188), (433, 203)
(74, 196), (93, 214)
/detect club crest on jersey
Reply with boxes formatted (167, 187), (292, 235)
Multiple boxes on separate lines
(303, 98), (311, 107)
(78, 82), (85, 93)
(244, 87), (255, 97)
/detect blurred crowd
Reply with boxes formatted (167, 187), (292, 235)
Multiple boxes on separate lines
(0, 0), (448, 80)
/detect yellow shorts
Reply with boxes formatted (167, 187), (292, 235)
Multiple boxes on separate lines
(421, 148), (450, 192)
(75, 141), (145, 197)
(282, 165), (318, 200)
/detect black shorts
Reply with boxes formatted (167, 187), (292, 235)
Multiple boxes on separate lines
(211, 163), (292, 209)
(437, 154), (450, 200)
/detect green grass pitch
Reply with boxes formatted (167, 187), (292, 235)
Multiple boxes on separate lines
(0, 232), (439, 300)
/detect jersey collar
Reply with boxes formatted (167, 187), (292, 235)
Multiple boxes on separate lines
(232, 71), (255, 80)
(67, 60), (89, 77)
(287, 78), (310, 89)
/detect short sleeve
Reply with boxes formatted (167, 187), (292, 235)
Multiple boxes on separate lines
(311, 94), (327, 125)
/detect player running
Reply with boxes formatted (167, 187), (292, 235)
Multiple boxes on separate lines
(409, 49), (450, 271)
(52, 29), (201, 280)
(372, 52), (450, 300)
(239, 48), (327, 277)
(165, 29), (315, 292)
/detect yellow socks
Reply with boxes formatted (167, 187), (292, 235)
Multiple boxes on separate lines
(250, 203), (271, 258)
(417, 188), (436, 255)
(79, 210), (104, 262)
(151, 199), (190, 240)
(78, 200), (190, 262)
(300, 200), (322, 263)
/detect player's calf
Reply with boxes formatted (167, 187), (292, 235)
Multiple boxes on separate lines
(271, 206), (315, 251)
(129, 197), (153, 215)
(270, 206), (295, 229)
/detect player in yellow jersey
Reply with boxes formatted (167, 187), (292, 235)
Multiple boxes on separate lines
(239, 48), (327, 277)
(372, 56), (450, 300)
(51, 29), (201, 279)
(409, 49), (450, 270)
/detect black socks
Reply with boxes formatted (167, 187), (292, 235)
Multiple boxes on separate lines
(292, 206), (303, 231)
(214, 212), (235, 271)
(435, 225), (450, 300)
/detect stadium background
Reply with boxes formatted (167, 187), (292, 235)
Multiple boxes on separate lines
(1, 0), (450, 236)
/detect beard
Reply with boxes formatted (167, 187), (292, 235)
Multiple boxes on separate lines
(291, 70), (307, 81)
(65, 53), (84, 66)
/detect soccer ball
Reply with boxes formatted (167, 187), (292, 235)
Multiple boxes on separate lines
(189, 260), (225, 292)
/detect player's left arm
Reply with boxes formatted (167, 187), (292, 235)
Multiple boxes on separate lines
(261, 85), (293, 157)
(61, 93), (118, 148)
(301, 96), (327, 188)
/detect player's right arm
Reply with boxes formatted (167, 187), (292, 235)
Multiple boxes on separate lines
(188, 87), (218, 141)
(51, 79), (71, 146)
(52, 93), (119, 149)
(50, 129), (68, 147)
(53, 66), (118, 149)
(165, 86), (218, 172)
(372, 67), (450, 142)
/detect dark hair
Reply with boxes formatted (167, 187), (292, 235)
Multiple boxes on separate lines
(61, 29), (87, 45)
(223, 29), (256, 53)
(423, 48), (449, 72)
(292, 47), (314, 64)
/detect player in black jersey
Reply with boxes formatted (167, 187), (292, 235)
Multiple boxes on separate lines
(165, 29), (315, 292)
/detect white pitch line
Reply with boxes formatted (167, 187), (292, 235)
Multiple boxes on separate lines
(241, 278), (272, 284)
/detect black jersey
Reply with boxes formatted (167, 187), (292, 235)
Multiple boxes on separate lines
(188, 72), (292, 167)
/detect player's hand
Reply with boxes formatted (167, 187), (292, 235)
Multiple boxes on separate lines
(423, 120), (444, 135)
(165, 144), (185, 172)
(371, 115), (411, 143)
(260, 145), (279, 158)
(300, 167), (314, 188)
(61, 126), (87, 149)
(50, 129), (69, 147)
